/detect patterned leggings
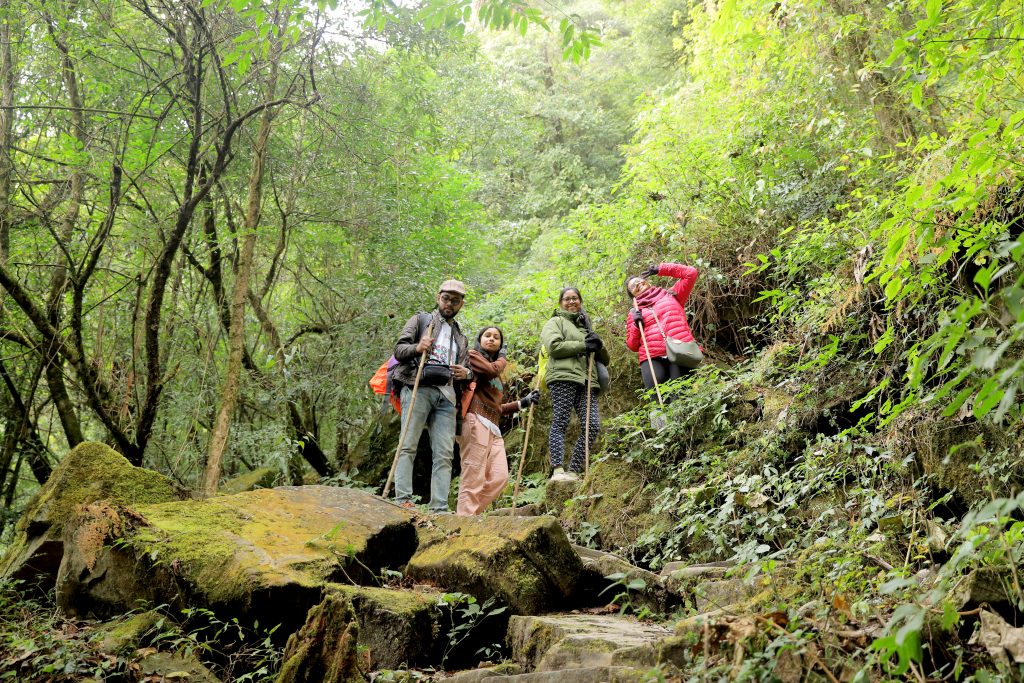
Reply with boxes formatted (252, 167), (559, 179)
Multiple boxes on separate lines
(547, 380), (600, 473)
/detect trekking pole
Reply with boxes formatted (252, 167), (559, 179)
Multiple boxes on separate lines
(382, 318), (436, 499)
(584, 352), (595, 475)
(634, 300), (663, 405)
(510, 370), (543, 516)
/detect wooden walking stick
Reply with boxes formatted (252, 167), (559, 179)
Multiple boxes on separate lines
(584, 352), (595, 475)
(510, 370), (543, 516)
(634, 300), (663, 405)
(382, 317), (436, 499)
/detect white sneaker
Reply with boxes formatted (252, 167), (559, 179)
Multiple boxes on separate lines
(550, 467), (578, 482)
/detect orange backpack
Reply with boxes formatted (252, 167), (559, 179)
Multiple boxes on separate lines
(369, 360), (402, 413)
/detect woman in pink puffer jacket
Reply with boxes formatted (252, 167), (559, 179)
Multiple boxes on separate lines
(624, 262), (700, 390)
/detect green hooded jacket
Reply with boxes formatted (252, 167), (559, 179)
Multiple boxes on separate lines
(540, 310), (611, 386)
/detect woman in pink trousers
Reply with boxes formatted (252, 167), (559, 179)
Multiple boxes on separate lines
(457, 326), (540, 515)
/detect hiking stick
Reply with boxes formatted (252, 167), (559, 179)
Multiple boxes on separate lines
(382, 318), (436, 499)
(510, 371), (543, 516)
(634, 300), (663, 405)
(584, 352), (595, 475)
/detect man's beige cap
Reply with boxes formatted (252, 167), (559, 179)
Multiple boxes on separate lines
(438, 279), (467, 296)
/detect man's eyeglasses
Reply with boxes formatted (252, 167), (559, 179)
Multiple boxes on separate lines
(440, 293), (464, 305)
(561, 296), (581, 303)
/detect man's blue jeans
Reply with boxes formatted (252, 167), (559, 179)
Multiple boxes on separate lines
(394, 385), (456, 512)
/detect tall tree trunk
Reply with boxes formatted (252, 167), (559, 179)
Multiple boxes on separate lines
(42, 9), (85, 448)
(0, 0), (14, 265)
(202, 18), (285, 496)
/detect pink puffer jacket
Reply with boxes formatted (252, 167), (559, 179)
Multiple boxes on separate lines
(624, 263), (699, 364)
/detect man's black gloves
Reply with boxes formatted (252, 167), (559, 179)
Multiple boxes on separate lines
(584, 332), (603, 353)
(631, 309), (643, 325)
(641, 265), (659, 277)
(519, 390), (541, 409)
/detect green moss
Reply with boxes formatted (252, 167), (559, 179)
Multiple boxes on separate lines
(489, 660), (521, 675)
(563, 458), (668, 551)
(129, 488), (402, 606)
(131, 496), (350, 605)
(19, 442), (178, 536)
(95, 610), (163, 653)
(406, 516), (579, 614)
(326, 583), (436, 615)
(1, 442), (180, 579)
(891, 409), (1017, 506)
(277, 592), (360, 683)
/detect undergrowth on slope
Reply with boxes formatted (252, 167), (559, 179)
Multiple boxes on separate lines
(0, 582), (282, 682)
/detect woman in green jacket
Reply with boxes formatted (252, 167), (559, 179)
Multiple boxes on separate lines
(540, 287), (610, 480)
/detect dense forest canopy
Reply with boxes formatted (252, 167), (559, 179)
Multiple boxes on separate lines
(2, 0), (1024, 679)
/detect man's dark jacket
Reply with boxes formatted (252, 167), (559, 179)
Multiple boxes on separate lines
(391, 310), (469, 387)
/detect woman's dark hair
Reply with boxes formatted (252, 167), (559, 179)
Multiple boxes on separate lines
(474, 326), (504, 359)
(559, 287), (582, 304)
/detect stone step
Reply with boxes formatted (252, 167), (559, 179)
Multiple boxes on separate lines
(507, 613), (673, 672)
(448, 665), (650, 683)
(572, 545), (674, 613)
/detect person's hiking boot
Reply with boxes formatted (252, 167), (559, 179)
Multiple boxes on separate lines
(398, 501), (416, 510)
(550, 467), (576, 482)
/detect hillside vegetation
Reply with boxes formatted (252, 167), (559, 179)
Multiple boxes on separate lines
(1, 0), (1024, 680)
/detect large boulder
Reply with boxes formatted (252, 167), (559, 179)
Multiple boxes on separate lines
(406, 515), (582, 614)
(0, 442), (181, 590)
(56, 485), (417, 635)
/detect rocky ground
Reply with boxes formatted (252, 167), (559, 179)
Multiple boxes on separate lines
(4, 424), (1024, 682)
(0, 442), (719, 682)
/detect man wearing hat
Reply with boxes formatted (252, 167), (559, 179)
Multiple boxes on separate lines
(391, 279), (472, 513)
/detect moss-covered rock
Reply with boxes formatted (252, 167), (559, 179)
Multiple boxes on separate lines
(95, 610), (163, 653)
(0, 442), (181, 590)
(561, 457), (669, 552)
(56, 485), (417, 633)
(406, 515), (582, 615)
(276, 592), (361, 683)
(660, 561), (733, 597)
(220, 467), (279, 494)
(690, 566), (796, 612)
(543, 477), (580, 514)
(445, 661), (523, 683)
(327, 583), (442, 669)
